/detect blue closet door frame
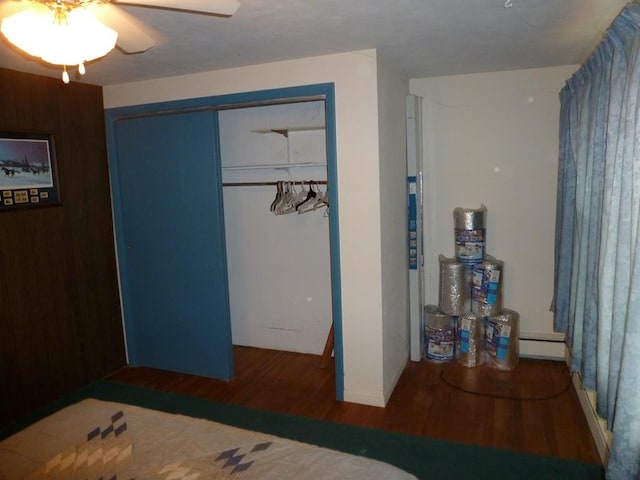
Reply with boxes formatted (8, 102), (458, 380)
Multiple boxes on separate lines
(105, 83), (344, 399)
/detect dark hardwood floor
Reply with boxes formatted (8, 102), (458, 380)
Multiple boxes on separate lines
(107, 346), (601, 465)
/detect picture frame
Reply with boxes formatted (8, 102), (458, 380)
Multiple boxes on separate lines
(0, 132), (60, 210)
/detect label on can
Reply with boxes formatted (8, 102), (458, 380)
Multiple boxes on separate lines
(486, 270), (501, 305)
(424, 326), (454, 361)
(458, 318), (472, 353)
(455, 228), (485, 264)
(472, 266), (500, 306)
(486, 319), (511, 360)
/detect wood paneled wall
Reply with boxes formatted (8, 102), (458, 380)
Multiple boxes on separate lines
(0, 68), (126, 427)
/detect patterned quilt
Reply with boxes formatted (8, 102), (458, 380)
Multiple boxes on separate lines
(0, 399), (417, 479)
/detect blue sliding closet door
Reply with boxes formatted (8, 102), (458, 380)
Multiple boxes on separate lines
(113, 110), (233, 379)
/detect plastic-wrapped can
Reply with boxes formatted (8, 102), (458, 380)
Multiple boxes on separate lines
(453, 205), (487, 265)
(455, 313), (484, 368)
(438, 255), (471, 316)
(486, 309), (519, 370)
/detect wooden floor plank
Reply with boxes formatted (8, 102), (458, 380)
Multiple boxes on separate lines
(106, 346), (600, 465)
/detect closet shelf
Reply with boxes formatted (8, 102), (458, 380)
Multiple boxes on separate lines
(252, 126), (325, 138)
(222, 162), (327, 171)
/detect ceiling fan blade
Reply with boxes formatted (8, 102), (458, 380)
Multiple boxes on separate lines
(92, 3), (156, 53)
(112, 0), (240, 17)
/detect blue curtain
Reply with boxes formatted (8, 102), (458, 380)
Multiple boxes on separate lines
(554, 4), (640, 479)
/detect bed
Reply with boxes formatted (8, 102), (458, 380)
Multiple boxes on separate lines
(0, 398), (417, 479)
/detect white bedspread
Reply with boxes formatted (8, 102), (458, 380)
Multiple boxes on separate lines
(0, 398), (417, 479)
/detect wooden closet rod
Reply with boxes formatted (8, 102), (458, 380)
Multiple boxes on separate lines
(223, 180), (328, 187)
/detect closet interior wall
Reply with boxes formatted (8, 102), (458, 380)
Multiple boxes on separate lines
(220, 101), (332, 355)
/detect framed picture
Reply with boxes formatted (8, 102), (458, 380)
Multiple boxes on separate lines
(0, 132), (60, 210)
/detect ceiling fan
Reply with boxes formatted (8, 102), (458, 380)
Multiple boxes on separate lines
(0, 0), (240, 81)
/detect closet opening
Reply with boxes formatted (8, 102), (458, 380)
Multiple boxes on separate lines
(219, 99), (335, 389)
(105, 83), (342, 399)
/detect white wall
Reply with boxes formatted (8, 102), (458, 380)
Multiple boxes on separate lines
(219, 102), (332, 354)
(104, 50), (401, 407)
(410, 65), (576, 357)
(376, 55), (411, 403)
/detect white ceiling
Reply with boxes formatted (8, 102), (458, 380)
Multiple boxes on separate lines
(0, 0), (630, 86)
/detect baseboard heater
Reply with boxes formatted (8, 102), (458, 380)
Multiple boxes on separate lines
(519, 332), (566, 360)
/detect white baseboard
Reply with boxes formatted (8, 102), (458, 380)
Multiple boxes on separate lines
(343, 389), (386, 407)
(571, 371), (611, 465)
(563, 344), (612, 466)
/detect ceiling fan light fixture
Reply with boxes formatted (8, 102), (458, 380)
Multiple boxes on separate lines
(0, 2), (118, 79)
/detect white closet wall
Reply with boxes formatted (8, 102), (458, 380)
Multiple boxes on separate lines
(220, 101), (332, 354)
